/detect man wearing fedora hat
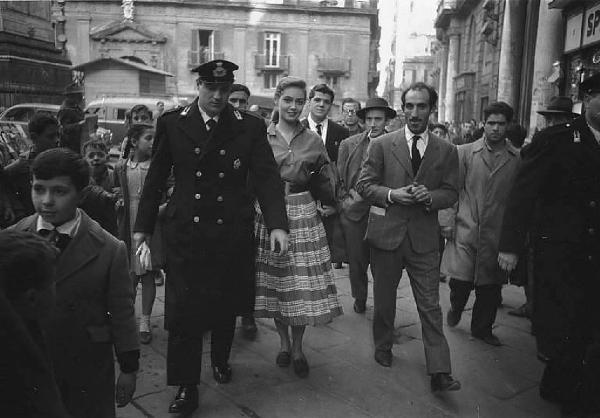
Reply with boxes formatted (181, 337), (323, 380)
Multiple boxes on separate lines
(537, 96), (577, 128)
(499, 73), (600, 415)
(357, 82), (460, 391)
(133, 60), (289, 415)
(337, 97), (395, 314)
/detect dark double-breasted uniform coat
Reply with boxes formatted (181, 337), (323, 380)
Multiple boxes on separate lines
(134, 100), (287, 336)
(499, 116), (600, 408)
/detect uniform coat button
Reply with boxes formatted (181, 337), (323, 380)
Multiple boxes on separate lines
(195, 193), (201, 200)
(588, 228), (595, 235)
(218, 172), (225, 178)
(216, 219), (223, 225)
(196, 171), (202, 177)
(217, 196), (223, 202)
(195, 147), (201, 154)
(193, 216), (200, 223)
(588, 255), (593, 261)
(590, 201), (597, 208)
(220, 149), (226, 156)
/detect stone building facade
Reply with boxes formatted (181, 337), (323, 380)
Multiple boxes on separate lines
(63, 0), (380, 109)
(434, 0), (578, 137)
(0, 1), (72, 107)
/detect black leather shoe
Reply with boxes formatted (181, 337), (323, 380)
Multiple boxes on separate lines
(241, 315), (258, 340)
(430, 373), (461, 392)
(212, 364), (232, 384)
(446, 309), (461, 327)
(473, 333), (502, 346)
(292, 356), (309, 378)
(168, 385), (198, 414)
(334, 262), (343, 269)
(374, 350), (392, 367)
(353, 299), (366, 314)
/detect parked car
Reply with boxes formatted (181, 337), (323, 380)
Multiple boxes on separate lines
(0, 103), (60, 138)
(85, 97), (177, 144)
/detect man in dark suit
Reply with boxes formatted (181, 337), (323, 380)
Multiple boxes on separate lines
(133, 60), (289, 415)
(357, 82), (460, 392)
(498, 74), (600, 416)
(302, 84), (349, 268)
(337, 97), (395, 314)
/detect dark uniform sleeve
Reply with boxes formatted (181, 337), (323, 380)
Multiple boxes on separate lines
(249, 118), (288, 232)
(134, 115), (172, 234)
(499, 130), (556, 253)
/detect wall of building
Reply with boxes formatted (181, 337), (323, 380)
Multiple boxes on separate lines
(64, 0), (378, 105)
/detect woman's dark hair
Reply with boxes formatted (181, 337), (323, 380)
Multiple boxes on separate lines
(0, 231), (57, 300)
(506, 123), (527, 148)
(31, 148), (90, 192)
(122, 123), (154, 159)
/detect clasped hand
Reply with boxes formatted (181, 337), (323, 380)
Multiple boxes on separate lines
(390, 184), (431, 205)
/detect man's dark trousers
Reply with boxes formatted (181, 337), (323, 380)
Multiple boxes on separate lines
(449, 279), (501, 337)
(166, 315), (236, 385)
(340, 212), (369, 301)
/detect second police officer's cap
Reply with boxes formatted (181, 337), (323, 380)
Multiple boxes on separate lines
(579, 72), (600, 94)
(192, 59), (238, 83)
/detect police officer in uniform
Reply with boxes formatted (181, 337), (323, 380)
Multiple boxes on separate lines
(499, 73), (600, 416)
(133, 60), (288, 415)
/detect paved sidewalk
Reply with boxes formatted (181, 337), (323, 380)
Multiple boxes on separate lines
(118, 267), (559, 418)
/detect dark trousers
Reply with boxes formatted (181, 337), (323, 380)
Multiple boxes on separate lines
(340, 213), (370, 301)
(371, 240), (451, 374)
(322, 214), (346, 263)
(449, 278), (501, 337)
(166, 315), (236, 386)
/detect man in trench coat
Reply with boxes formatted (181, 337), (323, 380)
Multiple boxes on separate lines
(440, 102), (520, 346)
(133, 60), (288, 415)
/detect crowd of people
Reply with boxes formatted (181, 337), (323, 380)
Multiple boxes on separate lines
(0, 57), (599, 418)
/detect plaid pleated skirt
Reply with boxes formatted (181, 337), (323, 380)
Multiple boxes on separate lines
(254, 191), (343, 326)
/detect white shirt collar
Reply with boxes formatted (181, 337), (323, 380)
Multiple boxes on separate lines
(307, 114), (328, 135)
(36, 208), (82, 237)
(197, 102), (220, 124)
(404, 125), (429, 146)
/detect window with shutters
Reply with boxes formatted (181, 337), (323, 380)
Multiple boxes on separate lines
(264, 32), (281, 67)
(189, 29), (223, 67)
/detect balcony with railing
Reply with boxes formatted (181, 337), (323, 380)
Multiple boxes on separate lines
(254, 53), (290, 73)
(188, 49), (225, 68)
(316, 57), (351, 77)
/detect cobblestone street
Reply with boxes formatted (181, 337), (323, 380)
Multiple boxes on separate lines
(118, 267), (559, 418)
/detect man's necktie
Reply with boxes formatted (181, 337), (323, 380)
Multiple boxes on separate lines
(39, 228), (71, 252)
(206, 118), (217, 132)
(316, 123), (323, 137)
(411, 135), (422, 175)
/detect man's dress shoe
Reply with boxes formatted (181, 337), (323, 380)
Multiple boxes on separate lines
(430, 373), (461, 392)
(168, 385), (198, 414)
(353, 299), (366, 314)
(374, 350), (392, 367)
(212, 364), (232, 384)
(473, 333), (502, 346)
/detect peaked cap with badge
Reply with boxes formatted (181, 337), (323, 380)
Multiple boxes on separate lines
(192, 60), (238, 83)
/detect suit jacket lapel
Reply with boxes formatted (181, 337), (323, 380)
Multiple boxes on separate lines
(415, 134), (440, 181)
(177, 98), (208, 146)
(391, 131), (414, 177)
(55, 213), (101, 283)
(343, 133), (367, 184)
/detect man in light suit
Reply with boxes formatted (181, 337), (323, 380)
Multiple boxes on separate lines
(357, 82), (460, 392)
(337, 97), (396, 314)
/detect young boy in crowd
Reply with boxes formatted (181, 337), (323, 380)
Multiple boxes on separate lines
(10, 148), (139, 418)
(82, 139), (114, 192)
(2, 112), (59, 220)
(0, 230), (69, 418)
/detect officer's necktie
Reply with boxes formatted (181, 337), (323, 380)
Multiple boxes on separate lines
(411, 135), (422, 175)
(206, 118), (217, 132)
(39, 228), (71, 252)
(316, 123), (323, 138)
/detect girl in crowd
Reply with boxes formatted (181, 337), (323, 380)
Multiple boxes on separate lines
(254, 77), (343, 378)
(114, 123), (164, 344)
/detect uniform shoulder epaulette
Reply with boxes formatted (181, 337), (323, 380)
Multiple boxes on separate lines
(160, 106), (184, 118)
(236, 108), (263, 122)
